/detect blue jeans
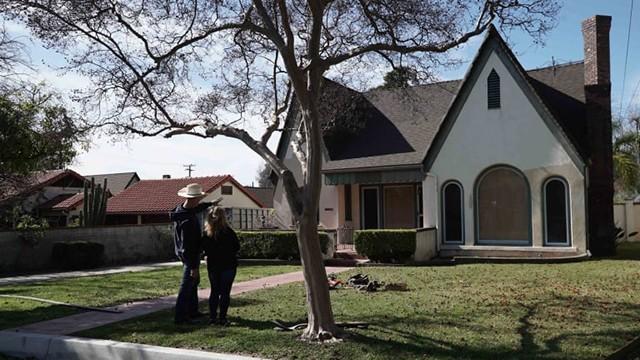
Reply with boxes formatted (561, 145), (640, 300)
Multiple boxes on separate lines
(175, 263), (199, 322)
(207, 267), (236, 320)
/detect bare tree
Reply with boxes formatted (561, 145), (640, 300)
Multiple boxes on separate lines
(3, 0), (559, 340)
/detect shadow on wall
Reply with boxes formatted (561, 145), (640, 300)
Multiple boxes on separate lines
(0, 224), (176, 275)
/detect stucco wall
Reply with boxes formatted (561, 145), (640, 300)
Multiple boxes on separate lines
(428, 51), (586, 252)
(273, 143), (341, 229)
(208, 181), (262, 209)
(0, 224), (174, 274)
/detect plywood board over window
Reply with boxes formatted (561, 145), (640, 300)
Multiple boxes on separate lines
(476, 166), (530, 245)
(384, 185), (416, 229)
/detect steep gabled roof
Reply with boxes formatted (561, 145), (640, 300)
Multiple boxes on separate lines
(276, 27), (587, 174)
(422, 25), (586, 172)
(85, 172), (140, 195)
(106, 175), (264, 215)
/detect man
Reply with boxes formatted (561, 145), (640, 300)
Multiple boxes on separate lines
(170, 183), (218, 325)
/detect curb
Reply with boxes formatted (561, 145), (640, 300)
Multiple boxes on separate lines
(0, 331), (265, 360)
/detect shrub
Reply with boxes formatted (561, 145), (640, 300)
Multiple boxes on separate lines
(52, 241), (105, 270)
(236, 231), (331, 260)
(354, 229), (416, 263)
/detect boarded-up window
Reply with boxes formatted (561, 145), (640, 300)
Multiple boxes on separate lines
(488, 69), (500, 109)
(442, 182), (463, 243)
(383, 186), (416, 229)
(544, 178), (570, 245)
(477, 167), (529, 244)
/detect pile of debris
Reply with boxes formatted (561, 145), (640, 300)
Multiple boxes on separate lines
(327, 273), (408, 292)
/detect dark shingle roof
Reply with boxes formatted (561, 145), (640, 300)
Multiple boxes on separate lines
(320, 62), (586, 172)
(245, 187), (274, 208)
(85, 172), (139, 195)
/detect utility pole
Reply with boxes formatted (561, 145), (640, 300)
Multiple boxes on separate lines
(183, 164), (196, 178)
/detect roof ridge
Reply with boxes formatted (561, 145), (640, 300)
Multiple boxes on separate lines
(525, 60), (584, 73)
(86, 172), (138, 176)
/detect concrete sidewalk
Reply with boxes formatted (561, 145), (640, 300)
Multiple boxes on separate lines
(0, 261), (182, 286)
(6, 266), (352, 335)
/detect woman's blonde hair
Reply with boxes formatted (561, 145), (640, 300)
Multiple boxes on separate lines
(205, 206), (228, 237)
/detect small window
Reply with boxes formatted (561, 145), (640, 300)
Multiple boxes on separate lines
(221, 185), (233, 195)
(487, 69), (500, 109)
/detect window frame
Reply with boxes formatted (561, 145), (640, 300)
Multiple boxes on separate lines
(542, 176), (572, 247)
(221, 185), (233, 195)
(441, 180), (465, 245)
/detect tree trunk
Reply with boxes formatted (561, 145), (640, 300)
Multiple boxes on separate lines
(296, 215), (339, 340)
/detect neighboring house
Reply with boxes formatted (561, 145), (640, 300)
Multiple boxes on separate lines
(0, 169), (86, 227)
(85, 172), (140, 195)
(245, 187), (275, 208)
(274, 16), (615, 258)
(106, 175), (265, 225)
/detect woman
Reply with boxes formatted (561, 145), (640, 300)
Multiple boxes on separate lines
(203, 206), (240, 326)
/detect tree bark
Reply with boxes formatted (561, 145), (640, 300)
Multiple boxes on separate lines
(296, 215), (338, 340)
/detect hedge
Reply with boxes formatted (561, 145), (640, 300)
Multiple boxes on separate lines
(236, 231), (331, 260)
(51, 241), (105, 270)
(354, 229), (416, 263)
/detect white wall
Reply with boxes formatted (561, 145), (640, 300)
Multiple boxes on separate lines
(273, 143), (341, 229)
(207, 181), (262, 209)
(428, 51), (586, 252)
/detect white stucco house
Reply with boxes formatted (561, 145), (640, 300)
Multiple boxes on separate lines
(273, 15), (616, 259)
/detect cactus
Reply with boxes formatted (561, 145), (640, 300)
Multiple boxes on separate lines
(80, 177), (108, 227)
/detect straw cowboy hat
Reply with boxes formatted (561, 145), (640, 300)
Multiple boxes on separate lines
(177, 183), (207, 198)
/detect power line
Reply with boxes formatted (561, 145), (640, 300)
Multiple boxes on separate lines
(620, 0), (635, 118)
(183, 164), (196, 178)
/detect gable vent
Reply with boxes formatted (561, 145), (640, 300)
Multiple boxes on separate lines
(487, 69), (501, 109)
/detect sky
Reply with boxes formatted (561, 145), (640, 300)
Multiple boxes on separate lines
(4, 0), (640, 185)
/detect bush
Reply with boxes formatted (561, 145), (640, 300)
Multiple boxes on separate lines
(354, 229), (416, 263)
(236, 231), (331, 260)
(52, 241), (105, 270)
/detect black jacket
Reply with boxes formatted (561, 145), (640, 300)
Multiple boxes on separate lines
(169, 203), (210, 268)
(203, 226), (240, 271)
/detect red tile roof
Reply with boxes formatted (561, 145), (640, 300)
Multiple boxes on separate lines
(52, 193), (85, 210)
(0, 169), (86, 202)
(106, 175), (264, 215)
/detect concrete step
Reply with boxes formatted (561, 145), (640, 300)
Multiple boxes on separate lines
(439, 248), (586, 259)
(334, 250), (367, 260)
(325, 258), (370, 267)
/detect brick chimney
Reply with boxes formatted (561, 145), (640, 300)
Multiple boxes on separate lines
(582, 15), (615, 256)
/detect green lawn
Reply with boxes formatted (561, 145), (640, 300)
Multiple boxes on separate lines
(78, 243), (640, 360)
(0, 264), (299, 330)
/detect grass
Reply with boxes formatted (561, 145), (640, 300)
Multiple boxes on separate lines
(0, 264), (299, 330)
(78, 242), (640, 360)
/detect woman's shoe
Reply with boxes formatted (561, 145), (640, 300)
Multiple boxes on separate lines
(208, 318), (218, 325)
(219, 318), (230, 327)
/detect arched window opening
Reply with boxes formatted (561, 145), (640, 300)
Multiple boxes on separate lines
(476, 166), (530, 245)
(544, 178), (571, 246)
(442, 181), (464, 243)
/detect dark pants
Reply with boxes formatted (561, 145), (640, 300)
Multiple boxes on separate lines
(207, 266), (236, 320)
(175, 263), (199, 322)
